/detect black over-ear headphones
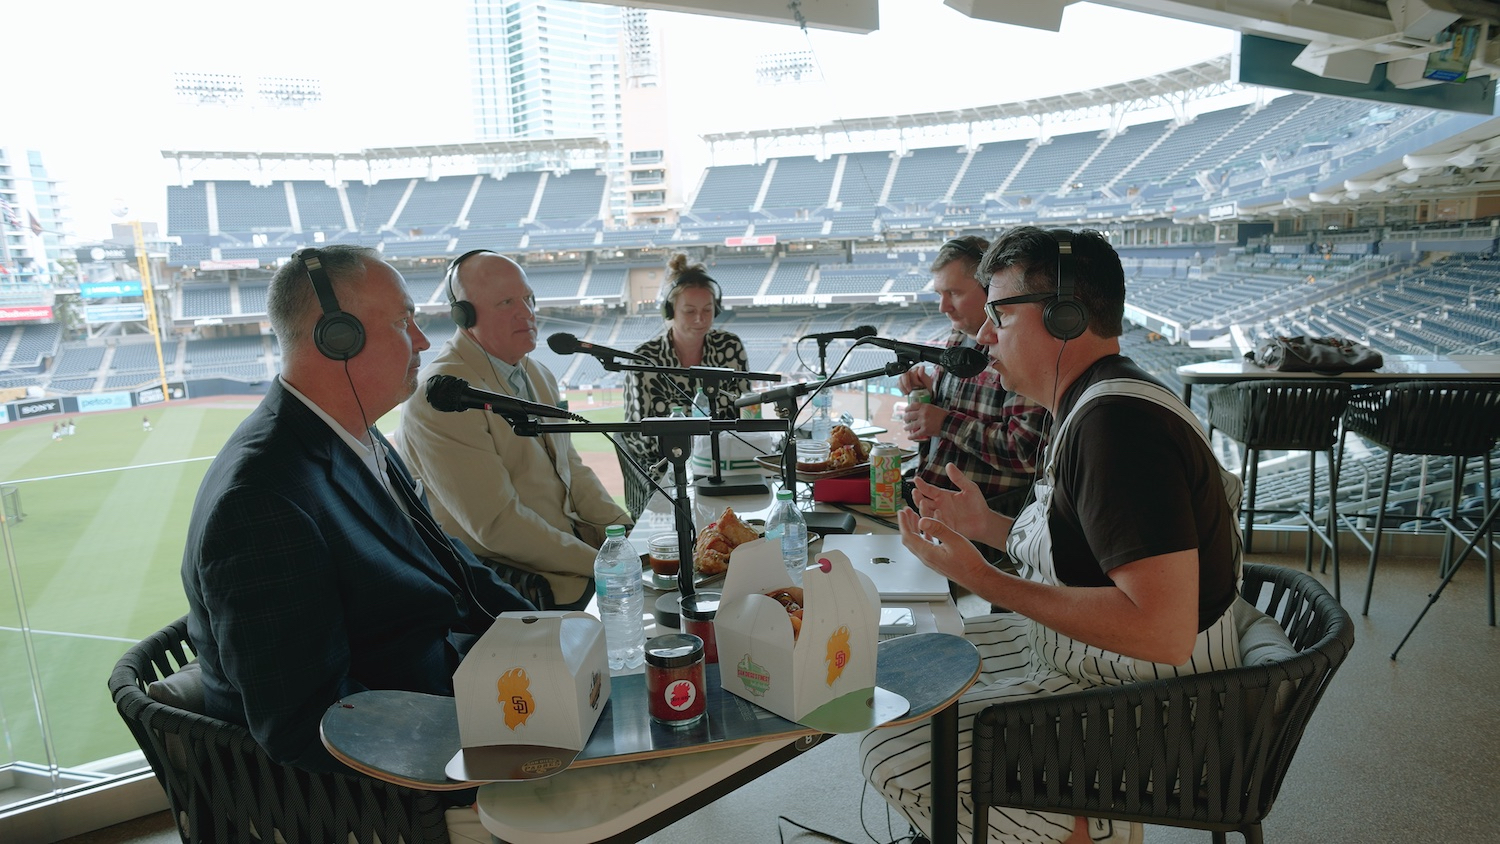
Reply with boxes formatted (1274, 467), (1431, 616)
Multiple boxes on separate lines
(1043, 231), (1088, 341)
(445, 249), (495, 329)
(298, 248), (365, 360)
(661, 275), (724, 320)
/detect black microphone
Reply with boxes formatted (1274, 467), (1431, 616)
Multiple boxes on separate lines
(800, 325), (877, 343)
(426, 374), (578, 420)
(547, 332), (650, 363)
(857, 337), (990, 378)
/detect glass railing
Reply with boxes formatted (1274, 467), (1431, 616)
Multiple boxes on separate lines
(1, 409), (219, 819)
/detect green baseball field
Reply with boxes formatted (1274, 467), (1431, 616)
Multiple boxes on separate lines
(0, 394), (625, 772)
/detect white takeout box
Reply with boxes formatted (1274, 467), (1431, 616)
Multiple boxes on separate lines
(714, 538), (881, 725)
(446, 611), (609, 781)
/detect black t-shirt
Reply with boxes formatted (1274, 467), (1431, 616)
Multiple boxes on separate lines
(1045, 355), (1237, 631)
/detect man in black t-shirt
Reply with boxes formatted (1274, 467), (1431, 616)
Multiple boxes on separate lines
(861, 228), (1241, 844)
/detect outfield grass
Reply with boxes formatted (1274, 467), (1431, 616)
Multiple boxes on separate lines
(0, 394), (623, 770)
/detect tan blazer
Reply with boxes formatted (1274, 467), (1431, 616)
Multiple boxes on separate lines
(393, 330), (631, 606)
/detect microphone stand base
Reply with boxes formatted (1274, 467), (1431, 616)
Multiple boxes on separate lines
(694, 473), (770, 497)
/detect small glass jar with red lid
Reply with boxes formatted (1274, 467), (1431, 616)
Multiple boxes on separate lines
(644, 633), (706, 727)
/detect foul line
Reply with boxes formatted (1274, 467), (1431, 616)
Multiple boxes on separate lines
(4, 455), (216, 485)
(0, 626), (139, 645)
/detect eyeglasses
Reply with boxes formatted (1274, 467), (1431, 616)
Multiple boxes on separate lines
(984, 292), (1053, 327)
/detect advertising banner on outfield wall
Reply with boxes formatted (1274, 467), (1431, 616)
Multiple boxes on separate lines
(84, 303), (149, 324)
(77, 392), (134, 413)
(9, 397), (63, 423)
(80, 281), (144, 299)
(135, 381), (188, 406)
(0, 306), (54, 322)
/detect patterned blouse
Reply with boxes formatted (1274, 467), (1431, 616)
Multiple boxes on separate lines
(620, 327), (749, 473)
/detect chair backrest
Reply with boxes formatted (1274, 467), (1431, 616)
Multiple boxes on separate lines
(971, 563), (1354, 837)
(1343, 381), (1500, 457)
(108, 616), (452, 844)
(618, 447), (653, 521)
(1207, 381), (1351, 451)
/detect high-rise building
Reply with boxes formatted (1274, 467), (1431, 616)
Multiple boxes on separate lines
(467, 0), (626, 219)
(0, 145), (69, 282)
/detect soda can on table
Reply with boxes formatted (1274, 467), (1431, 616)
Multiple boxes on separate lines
(870, 443), (902, 516)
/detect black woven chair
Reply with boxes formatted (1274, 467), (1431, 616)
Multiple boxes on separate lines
(617, 447), (654, 521)
(971, 563), (1354, 844)
(1207, 382), (1350, 598)
(108, 616), (452, 844)
(1336, 381), (1500, 617)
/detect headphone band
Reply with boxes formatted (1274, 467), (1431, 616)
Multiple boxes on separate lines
(445, 249), (494, 303)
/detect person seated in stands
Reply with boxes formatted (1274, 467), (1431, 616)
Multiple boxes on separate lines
(394, 250), (631, 610)
(861, 227), (1242, 844)
(619, 252), (750, 476)
(181, 245), (531, 840)
(899, 235), (1047, 526)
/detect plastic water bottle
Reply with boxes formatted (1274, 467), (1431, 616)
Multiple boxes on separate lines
(810, 389), (833, 443)
(764, 488), (808, 586)
(594, 525), (645, 670)
(691, 387), (712, 418)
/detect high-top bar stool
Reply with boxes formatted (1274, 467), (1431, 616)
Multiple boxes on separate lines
(1207, 381), (1351, 598)
(1337, 380), (1500, 618)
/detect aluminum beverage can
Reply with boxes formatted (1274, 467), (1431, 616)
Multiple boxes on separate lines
(869, 443), (902, 516)
(908, 388), (932, 405)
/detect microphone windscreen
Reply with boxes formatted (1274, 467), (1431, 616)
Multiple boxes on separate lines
(426, 374), (468, 412)
(940, 346), (990, 378)
(546, 333), (579, 354)
(854, 325), (877, 338)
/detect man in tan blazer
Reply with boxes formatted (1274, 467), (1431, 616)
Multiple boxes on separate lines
(394, 251), (631, 609)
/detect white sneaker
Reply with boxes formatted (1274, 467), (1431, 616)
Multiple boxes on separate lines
(1089, 817), (1144, 844)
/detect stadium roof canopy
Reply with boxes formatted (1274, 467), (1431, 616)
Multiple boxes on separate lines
(160, 138), (610, 166)
(701, 56), (1235, 145)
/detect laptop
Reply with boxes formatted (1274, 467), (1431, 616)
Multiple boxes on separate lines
(818, 534), (951, 601)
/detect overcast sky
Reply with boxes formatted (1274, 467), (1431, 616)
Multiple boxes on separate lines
(6, 1), (1235, 240)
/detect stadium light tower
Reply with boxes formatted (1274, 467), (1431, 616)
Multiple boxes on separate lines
(112, 202), (172, 403)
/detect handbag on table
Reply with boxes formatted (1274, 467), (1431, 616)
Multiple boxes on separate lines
(1246, 335), (1384, 374)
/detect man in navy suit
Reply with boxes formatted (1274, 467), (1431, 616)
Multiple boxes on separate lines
(182, 245), (532, 781)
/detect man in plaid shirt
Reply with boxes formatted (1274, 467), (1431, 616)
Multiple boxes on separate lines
(900, 235), (1048, 520)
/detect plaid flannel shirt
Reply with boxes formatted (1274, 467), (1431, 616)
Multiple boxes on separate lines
(917, 333), (1048, 502)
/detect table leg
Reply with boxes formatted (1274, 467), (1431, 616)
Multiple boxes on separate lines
(930, 698), (960, 844)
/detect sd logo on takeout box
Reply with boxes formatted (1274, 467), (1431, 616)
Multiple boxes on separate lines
(446, 611), (608, 782)
(714, 538), (894, 728)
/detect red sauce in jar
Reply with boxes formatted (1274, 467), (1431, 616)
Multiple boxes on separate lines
(646, 533), (680, 578)
(679, 591), (721, 664)
(645, 633), (705, 727)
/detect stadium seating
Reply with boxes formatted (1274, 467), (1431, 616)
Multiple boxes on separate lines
(396, 175), (474, 231)
(291, 180), (347, 231)
(760, 156), (836, 214)
(534, 171), (607, 226)
(215, 183), (292, 232)
(466, 172), (544, 228)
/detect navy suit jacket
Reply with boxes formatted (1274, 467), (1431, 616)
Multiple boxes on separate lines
(182, 380), (531, 772)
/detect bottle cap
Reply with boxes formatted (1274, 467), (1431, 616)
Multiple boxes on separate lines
(606, 524), (627, 537)
(776, 489), (793, 501)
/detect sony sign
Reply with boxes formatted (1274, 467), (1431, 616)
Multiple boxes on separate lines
(14, 398), (62, 419)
